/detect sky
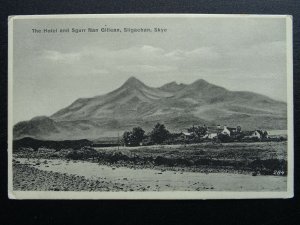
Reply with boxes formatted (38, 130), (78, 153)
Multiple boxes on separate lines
(12, 16), (288, 124)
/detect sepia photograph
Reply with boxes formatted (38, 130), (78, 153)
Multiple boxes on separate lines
(8, 14), (293, 199)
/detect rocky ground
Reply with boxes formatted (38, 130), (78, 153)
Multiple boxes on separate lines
(13, 158), (287, 192)
(13, 163), (140, 192)
(12, 141), (288, 192)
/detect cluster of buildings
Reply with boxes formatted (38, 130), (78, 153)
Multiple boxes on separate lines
(182, 125), (268, 141)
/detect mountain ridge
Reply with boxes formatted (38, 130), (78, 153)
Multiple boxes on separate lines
(14, 77), (287, 140)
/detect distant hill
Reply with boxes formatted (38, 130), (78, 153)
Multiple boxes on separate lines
(13, 76), (287, 140)
(13, 137), (92, 151)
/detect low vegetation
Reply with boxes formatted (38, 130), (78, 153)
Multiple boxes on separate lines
(14, 141), (288, 176)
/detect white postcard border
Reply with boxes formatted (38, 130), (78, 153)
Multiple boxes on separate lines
(7, 14), (294, 199)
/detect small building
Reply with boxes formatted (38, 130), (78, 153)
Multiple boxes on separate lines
(181, 132), (194, 140)
(243, 130), (262, 140)
(243, 129), (269, 141)
(251, 130), (261, 139)
(206, 133), (218, 139)
(204, 126), (223, 139)
(256, 130), (269, 139)
(221, 126), (231, 136)
(263, 130), (269, 139)
(221, 126), (242, 136)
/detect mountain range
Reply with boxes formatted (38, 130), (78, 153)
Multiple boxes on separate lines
(13, 77), (287, 140)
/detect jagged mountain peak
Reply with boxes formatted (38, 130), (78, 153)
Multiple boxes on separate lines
(122, 76), (146, 88)
(191, 78), (211, 87)
(115, 76), (173, 99)
(159, 81), (186, 92)
(168, 81), (178, 85)
(162, 81), (178, 87)
(125, 76), (139, 82)
(184, 79), (227, 92)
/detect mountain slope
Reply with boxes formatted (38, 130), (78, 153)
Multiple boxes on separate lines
(13, 77), (287, 140)
(51, 77), (173, 121)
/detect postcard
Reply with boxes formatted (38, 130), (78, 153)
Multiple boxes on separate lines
(8, 14), (293, 199)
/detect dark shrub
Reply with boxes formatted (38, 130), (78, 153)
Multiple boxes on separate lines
(123, 127), (145, 146)
(65, 150), (82, 160)
(217, 133), (233, 143)
(150, 123), (170, 144)
(65, 147), (98, 160)
(249, 159), (287, 175)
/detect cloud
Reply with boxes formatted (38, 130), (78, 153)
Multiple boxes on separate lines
(42, 45), (221, 70)
(140, 45), (165, 54)
(165, 47), (220, 60)
(42, 50), (81, 63)
(117, 64), (176, 73)
(78, 45), (222, 73)
(89, 69), (110, 75)
(187, 47), (220, 60)
(40, 42), (285, 79)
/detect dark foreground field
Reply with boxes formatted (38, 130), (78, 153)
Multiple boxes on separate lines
(92, 141), (287, 175)
(13, 141), (288, 192)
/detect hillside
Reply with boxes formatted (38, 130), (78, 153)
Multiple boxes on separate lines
(13, 77), (287, 140)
